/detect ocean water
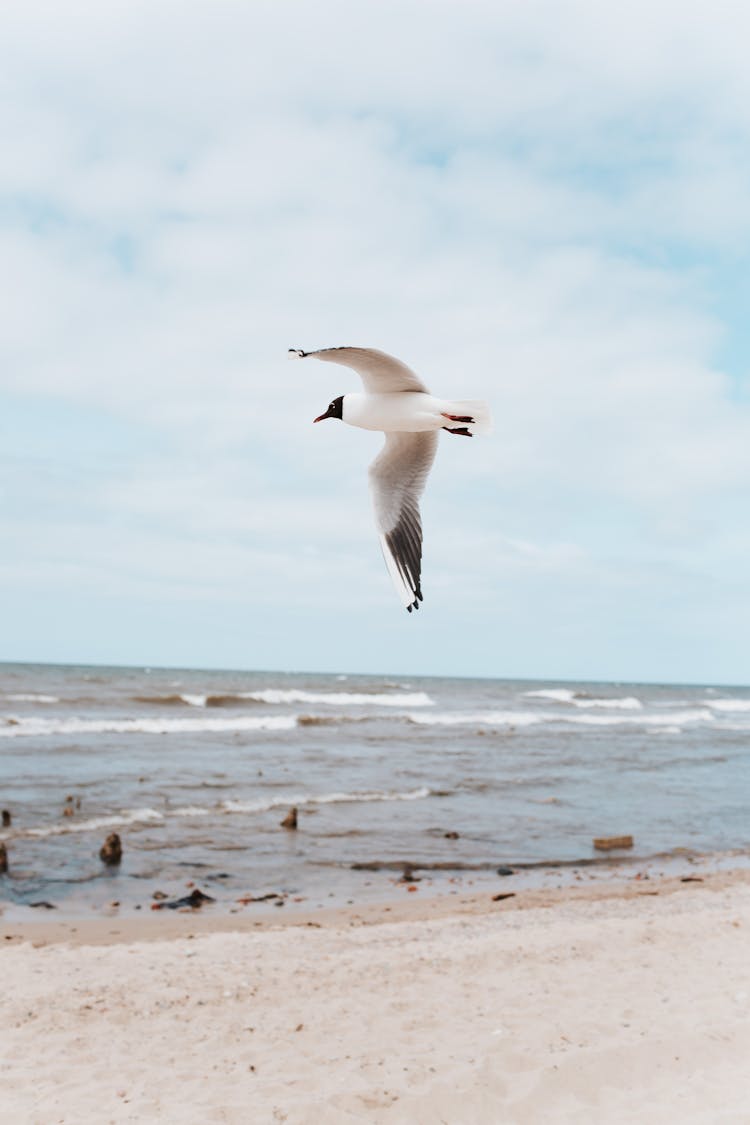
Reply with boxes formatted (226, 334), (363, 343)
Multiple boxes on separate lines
(1, 663), (749, 915)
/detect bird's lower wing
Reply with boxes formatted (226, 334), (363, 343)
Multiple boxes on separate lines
(368, 431), (439, 611)
(289, 346), (430, 394)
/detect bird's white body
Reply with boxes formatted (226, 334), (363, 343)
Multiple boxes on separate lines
(343, 392), (492, 436)
(343, 392), (447, 433)
(289, 345), (492, 611)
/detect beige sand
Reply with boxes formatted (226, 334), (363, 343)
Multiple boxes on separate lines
(2, 871), (750, 1123)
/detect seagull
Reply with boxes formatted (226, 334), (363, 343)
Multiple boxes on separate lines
(289, 346), (492, 613)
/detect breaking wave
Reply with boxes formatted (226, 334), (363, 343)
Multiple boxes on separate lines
(706, 699), (750, 713)
(409, 710), (541, 728)
(230, 689), (433, 707)
(222, 787), (432, 814)
(0, 715), (297, 738)
(408, 708), (721, 729)
(4, 693), (60, 704)
(2, 787), (437, 839)
(524, 688), (642, 710)
(131, 689), (434, 709)
(13, 807), (165, 838)
(524, 688), (578, 703)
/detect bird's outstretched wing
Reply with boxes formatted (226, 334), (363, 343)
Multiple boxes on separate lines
(289, 346), (430, 394)
(369, 431), (438, 611)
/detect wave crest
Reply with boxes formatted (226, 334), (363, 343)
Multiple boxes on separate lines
(524, 688), (642, 710)
(238, 689), (433, 707)
(0, 715), (297, 738)
(3, 788), (437, 840)
(706, 699), (750, 713)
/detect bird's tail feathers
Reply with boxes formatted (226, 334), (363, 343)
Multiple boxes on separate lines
(445, 400), (493, 436)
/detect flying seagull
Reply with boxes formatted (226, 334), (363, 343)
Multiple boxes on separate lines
(289, 346), (492, 612)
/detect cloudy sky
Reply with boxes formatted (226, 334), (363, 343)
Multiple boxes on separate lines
(1, 0), (749, 683)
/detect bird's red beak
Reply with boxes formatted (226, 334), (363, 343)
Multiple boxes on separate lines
(313, 413), (327, 423)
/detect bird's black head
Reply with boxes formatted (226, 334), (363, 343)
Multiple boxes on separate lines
(313, 395), (344, 424)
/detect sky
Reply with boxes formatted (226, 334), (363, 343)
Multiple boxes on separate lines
(1, 0), (749, 683)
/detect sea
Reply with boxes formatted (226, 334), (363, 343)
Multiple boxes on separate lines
(1, 663), (749, 917)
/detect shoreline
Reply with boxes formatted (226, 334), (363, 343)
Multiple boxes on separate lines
(5, 862), (750, 947)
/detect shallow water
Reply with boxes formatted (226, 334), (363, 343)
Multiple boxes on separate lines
(1, 663), (749, 915)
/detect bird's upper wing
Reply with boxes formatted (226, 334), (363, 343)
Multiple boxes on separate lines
(369, 431), (439, 611)
(289, 346), (430, 394)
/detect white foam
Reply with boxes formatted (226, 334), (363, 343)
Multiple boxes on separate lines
(2, 788), (438, 841)
(241, 689), (433, 707)
(21, 808), (165, 838)
(572, 696), (642, 710)
(524, 688), (642, 710)
(561, 708), (714, 727)
(409, 711), (542, 727)
(408, 708), (715, 729)
(0, 715), (297, 738)
(524, 688), (576, 702)
(5, 693), (60, 703)
(180, 694), (208, 707)
(706, 699), (750, 713)
(222, 787), (432, 814)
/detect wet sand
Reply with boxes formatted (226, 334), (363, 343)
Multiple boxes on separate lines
(2, 868), (750, 1122)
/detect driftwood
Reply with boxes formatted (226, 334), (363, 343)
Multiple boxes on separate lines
(593, 835), (634, 851)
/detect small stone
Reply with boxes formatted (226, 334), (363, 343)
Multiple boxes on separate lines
(1, 810), (10, 827)
(280, 807), (298, 830)
(152, 890), (168, 901)
(99, 833), (122, 865)
(0, 843), (7, 874)
(444, 831), (459, 840)
(496, 866), (515, 877)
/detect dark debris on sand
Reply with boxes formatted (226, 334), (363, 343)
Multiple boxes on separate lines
(151, 889), (215, 911)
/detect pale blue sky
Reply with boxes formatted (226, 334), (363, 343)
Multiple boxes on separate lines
(1, 0), (749, 683)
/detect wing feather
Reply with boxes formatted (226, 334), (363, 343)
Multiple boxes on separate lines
(289, 346), (429, 394)
(369, 432), (438, 611)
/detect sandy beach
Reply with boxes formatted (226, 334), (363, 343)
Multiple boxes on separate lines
(3, 870), (750, 1124)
